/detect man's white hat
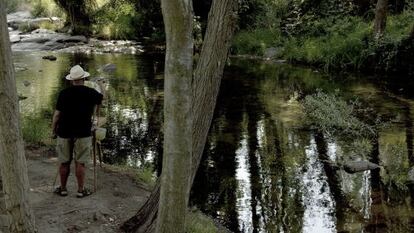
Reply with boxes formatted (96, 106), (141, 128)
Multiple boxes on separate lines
(65, 65), (90, 80)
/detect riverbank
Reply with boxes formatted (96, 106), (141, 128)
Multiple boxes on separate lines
(231, 12), (414, 76)
(23, 146), (150, 233)
(7, 11), (145, 54)
(0, 146), (231, 233)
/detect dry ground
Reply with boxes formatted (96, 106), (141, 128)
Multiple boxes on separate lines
(26, 147), (150, 233)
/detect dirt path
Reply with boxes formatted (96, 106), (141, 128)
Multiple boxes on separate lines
(26, 147), (149, 233)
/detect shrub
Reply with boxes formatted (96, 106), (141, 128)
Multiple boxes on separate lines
(186, 209), (219, 233)
(22, 114), (50, 146)
(232, 28), (283, 56)
(92, 0), (140, 39)
(302, 91), (377, 138)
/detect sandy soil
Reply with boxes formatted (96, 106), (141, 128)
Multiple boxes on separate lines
(26, 147), (150, 233)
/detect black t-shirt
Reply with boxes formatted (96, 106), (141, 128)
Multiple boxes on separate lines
(56, 85), (103, 138)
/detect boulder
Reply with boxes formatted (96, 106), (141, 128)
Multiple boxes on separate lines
(7, 11), (32, 23)
(101, 63), (116, 73)
(12, 42), (46, 51)
(407, 167), (414, 183)
(42, 55), (57, 61)
(263, 47), (281, 60)
(343, 161), (380, 174)
(55, 35), (88, 43)
(9, 34), (21, 43)
(31, 28), (56, 34)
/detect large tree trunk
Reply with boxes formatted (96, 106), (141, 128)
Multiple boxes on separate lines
(373, 0), (388, 39)
(0, 1), (36, 232)
(121, 0), (238, 232)
(54, 0), (92, 35)
(156, 0), (193, 232)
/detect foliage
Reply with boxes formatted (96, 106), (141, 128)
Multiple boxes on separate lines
(93, 0), (140, 39)
(103, 164), (155, 187)
(382, 143), (410, 201)
(21, 114), (50, 146)
(302, 90), (377, 138)
(185, 209), (219, 233)
(30, 0), (62, 17)
(232, 28), (283, 55)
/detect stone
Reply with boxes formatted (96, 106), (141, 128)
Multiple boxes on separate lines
(23, 81), (31, 87)
(9, 34), (21, 43)
(42, 55), (57, 61)
(56, 35), (88, 43)
(263, 47), (280, 60)
(101, 63), (117, 73)
(343, 161), (380, 174)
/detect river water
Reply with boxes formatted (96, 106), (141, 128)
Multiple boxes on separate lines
(14, 51), (414, 233)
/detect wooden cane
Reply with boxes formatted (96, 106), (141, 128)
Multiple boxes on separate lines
(93, 133), (97, 192)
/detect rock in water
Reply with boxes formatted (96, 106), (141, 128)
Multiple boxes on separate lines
(42, 55), (57, 61)
(343, 161), (380, 174)
(407, 167), (414, 184)
(18, 95), (28, 101)
(23, 80), (31, 87)
(101, 63), (116, 73)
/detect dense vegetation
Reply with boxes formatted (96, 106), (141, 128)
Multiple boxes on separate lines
(6, 0), (414, 74)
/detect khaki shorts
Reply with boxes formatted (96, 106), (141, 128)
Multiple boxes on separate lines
(56, 137), (92, 164)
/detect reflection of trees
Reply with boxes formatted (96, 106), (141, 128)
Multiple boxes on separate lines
(190, 75), (245, 232)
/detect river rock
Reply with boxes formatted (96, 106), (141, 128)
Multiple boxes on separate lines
(10, 34), (21, 43)
(42, 55), (57, 61)
(343, 161), (380, 174)
(7, 11), (32, 23)
(101, 63), (117, 73)
(55, 35), (88, 43)
(31, 28), (56, 34)
(407, 167), (414, 184)
(12, 42), (46, 51)
(23, 80), (31, 86)
(263, 47), (281, 60)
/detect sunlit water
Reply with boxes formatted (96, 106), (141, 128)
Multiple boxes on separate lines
(14, 51), (414, 233)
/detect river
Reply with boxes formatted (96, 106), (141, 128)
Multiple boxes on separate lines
(14, 51), (414, 233)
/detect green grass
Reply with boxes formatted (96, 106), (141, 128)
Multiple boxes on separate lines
(186, 209), (220, 233)
(21, 114), (50, 146)
(302, 91), (377, 138)
(232, 28), (283, 56)
(232, 11), (414, 71)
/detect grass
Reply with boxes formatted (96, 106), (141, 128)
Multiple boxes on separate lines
(302, 91), (377, 138)
(21, 114), (51, 146)
(231, 11), (414, 71)
(102, 163), (156, 187)
(232, 28), (283, 56)
(186, 209), (222, 233)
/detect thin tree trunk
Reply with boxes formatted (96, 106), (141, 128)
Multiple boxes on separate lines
(156, 0), (193, 232)
(373, 0), (388, 39)
(121, 0), (238, 232)
(0, 1), (36, 232)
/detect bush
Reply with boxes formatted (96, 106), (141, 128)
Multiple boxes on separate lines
(302, 91), (377, 138)
(232, 28), (283, 56)
(92, 0), (141, 39)
(186, 209), (219, 233)
(22, 115), (50, 146)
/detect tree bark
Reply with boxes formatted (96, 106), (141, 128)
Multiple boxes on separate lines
(156, 0), (193, 232)
(0, 1), (36, 232)
(373, 0), (388, 39)
(121, 0), (238, 232)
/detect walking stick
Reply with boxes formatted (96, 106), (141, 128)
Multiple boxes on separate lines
(93, 133), (97, 192)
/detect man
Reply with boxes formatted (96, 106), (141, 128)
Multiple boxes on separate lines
(51, 65), (105, 197)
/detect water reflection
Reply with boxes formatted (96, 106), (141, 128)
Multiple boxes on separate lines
(14, 52), (414, 233)
(303, 135), (336, 233)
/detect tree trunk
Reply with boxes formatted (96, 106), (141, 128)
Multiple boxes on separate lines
(373, 0), (388, 39)
(0, 1), (36, 233)
(121, 0), (238, 232)
(54, 0), (92, 35)
(156, 0), (193, 232)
